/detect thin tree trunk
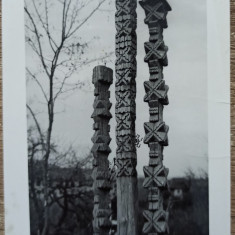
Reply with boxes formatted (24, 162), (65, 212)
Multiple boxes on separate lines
(42, 82), (54, 235)
(29, 145), (42, 232)
(41, 159), (49, 235)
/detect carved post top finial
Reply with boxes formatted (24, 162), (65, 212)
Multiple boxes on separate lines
(139, 0), (171, 10)
(92, 65), (113, 85)
(139, 0), (171, 28)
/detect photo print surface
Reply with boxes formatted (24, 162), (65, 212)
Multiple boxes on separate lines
(24, 0), (208, 234)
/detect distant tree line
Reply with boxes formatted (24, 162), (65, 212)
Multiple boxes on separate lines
(29, 162), (209, 235)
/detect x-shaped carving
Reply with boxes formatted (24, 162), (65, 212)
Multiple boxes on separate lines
(144, 80), (168, 102)
(144, 41), (167, 62)
(115, 91), (132, 110)
(115, 158), (137, 177)
(143, 165), (168, 188)
(116, 135), (135, 153)
(116, 18), (137, 33)
(143, 210), (168, 234)
(116, 46), (137, 65)
(116, 0), (136, 16)
(144, 121), (168, 144)
(140, 2), (166, 24)
(116, 69), (135, 87)
(116, 113), (132, 131)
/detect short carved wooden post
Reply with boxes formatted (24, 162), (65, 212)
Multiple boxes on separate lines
(115, 0), (138, 234)
(139, 0), (171, 234)
(91, 65), (113, 235)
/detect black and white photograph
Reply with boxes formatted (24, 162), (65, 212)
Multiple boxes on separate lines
(0, 0), (228, 234)
(24, 0), (208, 234)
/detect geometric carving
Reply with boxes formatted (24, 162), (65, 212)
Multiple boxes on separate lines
(91, 143), (111, 154)
(147, 187), (163, 211)
(93, 170), (112, 190)
(92, 132), (111, 145)
(92, 65), (113, 234)
(115, 0), (138, 233)
(149, 142), (163, 166)
(144, 80), (169, 104)
(116, 135), (136, 153)
(115, 0), (137, 172)
(144, 41), (168, 66)
(116, 0), (137, 17)
(92, 100), (112, 118)
(143, 165), (168, 188)
(144, 122), (169, 145)
(148, 59), (163, 80)
(115, 158), (137, 177)
(139, 0), (171, 26)
(143, 210), (169, 234)
(141, 2), (167, 23)
(148, 100), (162, 122)
(139, 0), (171, 234)
(115, 90), (136, 113)
(116, 112), (133, 132)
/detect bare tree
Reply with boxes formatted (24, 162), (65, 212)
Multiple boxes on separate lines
(28, 132), (94, 235)
(25, 0), (112, 234)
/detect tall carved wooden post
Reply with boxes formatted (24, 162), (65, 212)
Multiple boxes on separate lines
(139, 0), (171, 234)
(91, 65), (113, 235)
(115, 0), (138, 234)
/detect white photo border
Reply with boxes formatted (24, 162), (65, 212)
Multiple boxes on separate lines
(208, 0), (231, 234)
(2, 0), (231, 234)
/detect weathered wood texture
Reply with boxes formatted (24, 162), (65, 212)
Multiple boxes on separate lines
(231, 1), (235, 234)
(115, 0), (138, 234)
(91, 66), (113, 235)
(139, 0), (171, 234)
(116, 177), (138, 235)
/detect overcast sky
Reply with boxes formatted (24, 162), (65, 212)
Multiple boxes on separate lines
(26, 0), (207, 177)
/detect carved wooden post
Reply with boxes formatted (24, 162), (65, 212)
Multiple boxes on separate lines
(91, 65), (113, 235)
(139, 0), (171, 234)
(115, 0), (138, 234)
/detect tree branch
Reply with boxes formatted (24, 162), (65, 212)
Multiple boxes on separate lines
(26, 67), (49, 103)
(26, 104), (45, 151)
(25, 5), (50, 78)
(66, 0), (106, 38)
